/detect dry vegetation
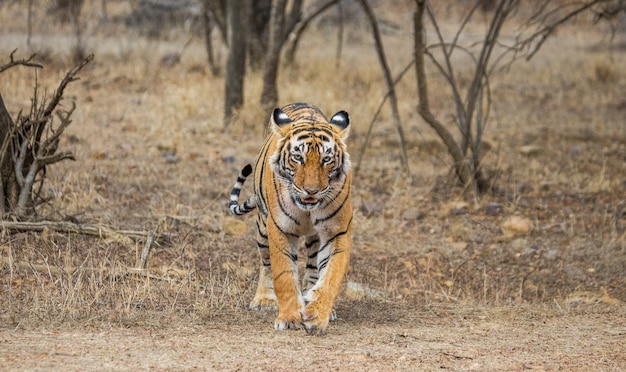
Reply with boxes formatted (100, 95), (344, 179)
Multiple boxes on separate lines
(0, 1), (625, 370)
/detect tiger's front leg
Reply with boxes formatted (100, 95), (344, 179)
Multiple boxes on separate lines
(301, 222), (352, 335)
(267, 217), (304, 330)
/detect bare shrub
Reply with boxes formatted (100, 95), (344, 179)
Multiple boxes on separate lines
(0, 51), (93, 218)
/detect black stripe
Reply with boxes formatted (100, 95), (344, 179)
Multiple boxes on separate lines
(291, 126), (335, 139)
(305, 238), (319, 248)
(283, 251), (297, 262)
(296, 134), (311, 141)
(317, 219), (352, 254)
(318, 241), (350, 272)
(269, 214), (299, 238)
(306, 264), (317, 270)
(273, 176), (300, 226)
(256, 140), (273, 216)
(242, 163), (253, 177)
(242, 199), (255, 211)
(274, 269), (294, 282)
(315, 185), (350, 225)
(256, 221), (268, 239)
(318, 255), (331, 271)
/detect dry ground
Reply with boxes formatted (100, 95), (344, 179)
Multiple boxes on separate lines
(1, 1), (625, 370)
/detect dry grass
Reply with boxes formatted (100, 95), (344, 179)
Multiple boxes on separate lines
(0, 1), (625, 369)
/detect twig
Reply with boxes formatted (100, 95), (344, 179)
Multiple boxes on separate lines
(0, 49), (43, 73)
(137, 219), (164, 269)
(0, 220), (171, 244)
(41, 54), (93, 128)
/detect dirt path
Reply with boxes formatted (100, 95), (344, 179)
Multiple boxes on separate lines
(2, 305), (625, 371)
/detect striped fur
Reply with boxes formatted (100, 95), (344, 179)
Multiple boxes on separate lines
(228, 102), (352, 334)
(229, 164), (256, 215)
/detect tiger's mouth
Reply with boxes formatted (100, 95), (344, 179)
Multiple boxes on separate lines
(295, 196), (321, 209)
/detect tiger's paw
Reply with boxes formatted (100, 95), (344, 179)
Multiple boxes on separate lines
(249, 295), (278, 311)
(300, 302), (331, 335)
(274, 312), (303, 331)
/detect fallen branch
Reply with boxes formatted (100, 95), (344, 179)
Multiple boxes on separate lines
(0, 220), (171, 244)
(0, 257), (189, 283)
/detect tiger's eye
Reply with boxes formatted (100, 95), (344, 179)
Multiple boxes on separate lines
(291, 154), (303, 163)
(322, 155), (333, 164)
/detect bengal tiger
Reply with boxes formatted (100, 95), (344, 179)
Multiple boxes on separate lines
(228, 102), (352, 334)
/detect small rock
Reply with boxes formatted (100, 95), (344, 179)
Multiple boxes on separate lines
(519, 145), (542, 156)
(543, 249), (560, 260)
(402, 207), (425, 220)
(344, 281), (386, 300)
(522, 245), (540, 255)
(162, 151), (178, 164)
(485, 202), (503, 216)
(501, 216), (532, 236)
(444, 201), (469, 216)
(569, 146), (582, 157)
(161, 52), (181, 67)
(222, 217), (247, 236)
(519, 181), (533, 194)
(450, 241), (467, 250)
(222, 156), (236, 164)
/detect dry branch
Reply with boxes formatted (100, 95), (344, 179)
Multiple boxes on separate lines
(414, 0), (477, 199)
(1, 257), (189, 283)
(0, 220), (172, 244)
(137, 218), (165, 269)
(0, 49), (43, 73)
(284, 0), (341, 63)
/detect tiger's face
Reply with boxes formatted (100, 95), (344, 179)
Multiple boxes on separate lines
(269, 107), (350, 211)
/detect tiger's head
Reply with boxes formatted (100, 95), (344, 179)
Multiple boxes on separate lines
(269, 104), (351, 211)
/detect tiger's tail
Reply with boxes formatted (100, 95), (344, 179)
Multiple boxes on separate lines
(229, 164), (257, 215)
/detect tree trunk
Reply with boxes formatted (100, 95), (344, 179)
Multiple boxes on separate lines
(260, 0), (287, 111)
(224, 0), (247, 128)
(202, 3), (221, 77)
(248, 0), (272, 71)
(0, 94), (18, 215)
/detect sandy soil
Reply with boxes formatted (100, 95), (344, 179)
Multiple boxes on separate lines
(2, 304), (626, 371)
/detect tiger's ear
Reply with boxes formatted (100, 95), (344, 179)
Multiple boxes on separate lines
(270, 108), (293, 137)
(330, 110), (350, 140)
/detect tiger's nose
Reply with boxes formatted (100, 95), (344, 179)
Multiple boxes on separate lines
(304, 187), (320, 195)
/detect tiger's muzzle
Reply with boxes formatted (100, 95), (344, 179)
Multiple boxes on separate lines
(294, 187), (326, 210)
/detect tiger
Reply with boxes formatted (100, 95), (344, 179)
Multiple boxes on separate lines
(228, 102), (352, 334)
